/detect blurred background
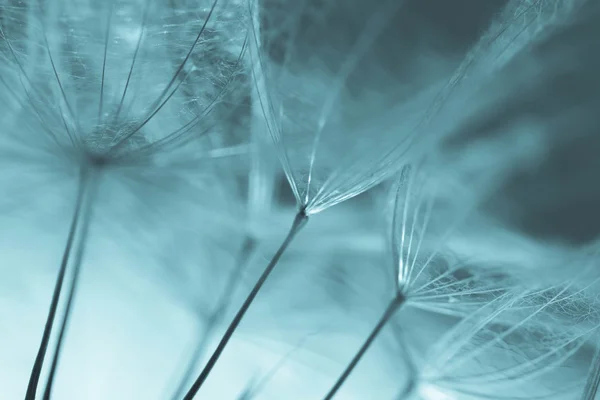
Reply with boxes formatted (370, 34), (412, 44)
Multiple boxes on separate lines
(1, 0), (599, 399)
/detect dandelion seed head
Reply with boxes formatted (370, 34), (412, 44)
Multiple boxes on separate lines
(1, 0), (599, 398)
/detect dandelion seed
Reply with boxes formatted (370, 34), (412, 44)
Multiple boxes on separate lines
(419, 272), (600, 399)
(1, 0), (598, 398)
(321, 120), (544, 398)
(186, 0), (494, 391)
(195, 0), (585, 390)
(1, 0), (249, 397)
(248, 0), (437, 215)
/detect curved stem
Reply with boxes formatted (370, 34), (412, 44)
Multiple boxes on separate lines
(169, 236), (257, 400)
(24, 168), (95, 400)
(182, 209), (308, 400)
(42, 171), (99, 400)
(323, 294), (405, 400)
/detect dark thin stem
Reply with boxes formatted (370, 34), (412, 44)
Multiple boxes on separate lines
(581, 342), (600, 400)
(182, 210), (309, 400)
(24, 170), (90, 400)
(42, 172), (98, 400)
(112, 3), (149, 124)
(323, 294), (406, 400)
(98, 1), (114, 124)
(170, 236), (257, 400)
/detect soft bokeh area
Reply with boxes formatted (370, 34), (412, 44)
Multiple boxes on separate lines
(1, 0), (600, 399)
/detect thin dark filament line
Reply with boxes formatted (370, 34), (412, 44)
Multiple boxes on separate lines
(246, 6), (301, 202)
(112, 3), (150, 125)
(322, 294), (405, 400)
(304, 0), (401, 205)
(109, 0), (220, 154)
(98, 2), (115, 125)
(123, 34), (249, 159)
(0, 71), (62, 151)
(0, 26), (70, 151)
(114, 121), (216, 168)
(247, 328), (325, 398)
(42, 172), (99, 400)
(170, 237), (256, 400)
(182, 210), (308, 400)
(21, 85), (66, 151)
(120, 80), (222, 161)
(24, 169), (89, 400)
(40, 29), (79, 147)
